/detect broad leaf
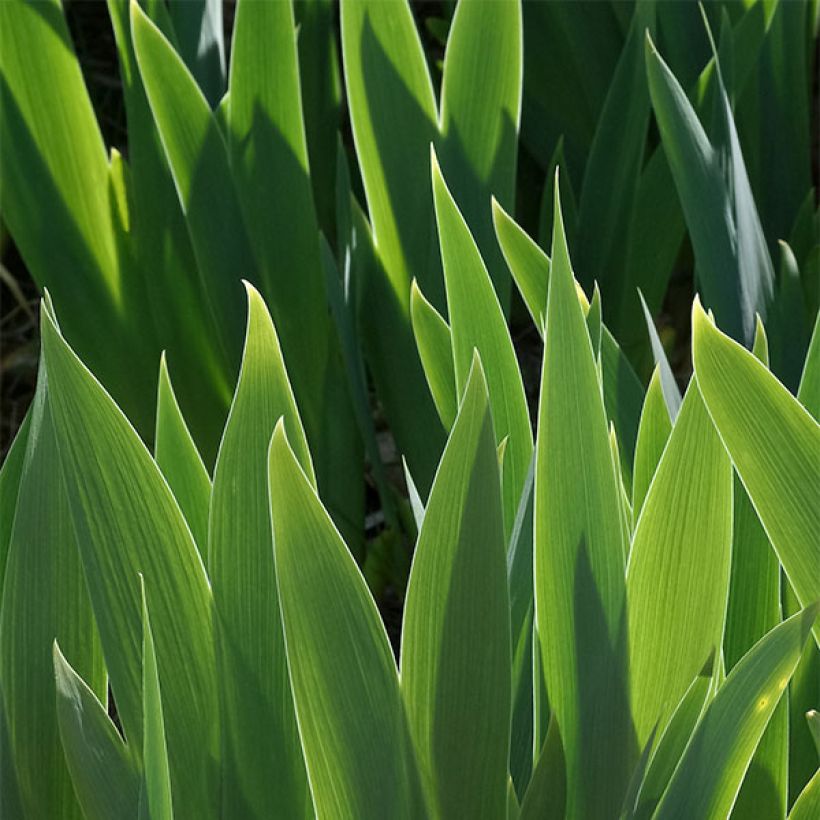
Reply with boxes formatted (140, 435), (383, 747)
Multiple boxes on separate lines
(268, 423), (426, 818)
(655, 606), (819, 819)
(437, 0), (522, 311)
(209, 284), (312, 818)
(646, 34), (775, 346)
(534, 180), (631, 818)
(167, 0), (225, 106)
(401, 356), (511, 818)
(54, 645), (139, 820)
(724, 320), (788, 819)
(41, 301), (218, 818)
(627, 379), (732, 749)
(692, 300), (820, 645)
(432, 151), (532, 540)
(132, 0), (248, 375)
(0, 366), (105, 819)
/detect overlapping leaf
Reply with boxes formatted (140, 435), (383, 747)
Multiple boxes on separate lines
(209, 284), (312, 819)
(534, 183), (631, 818)
(269, 423), (426, 818)
(401, 356), (510, 818)
(692, 300), (820, 645)
(41, 300), (217, 819)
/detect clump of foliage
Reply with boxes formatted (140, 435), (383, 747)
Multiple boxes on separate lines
(0, 1), (818, 818)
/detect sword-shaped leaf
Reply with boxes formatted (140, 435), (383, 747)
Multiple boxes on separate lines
(534, 179), (631, 818)
(655, 605), (819, 819)
(154, 354), (210, 557)
(209, 284), (312, 818)
(432, 151), (531, 540)
(626, 379), (732, 748)
(631, 367), (672, 524)
(54, 645), (139, 820)
(646, 33), (774, 346)
(132, 0), (248, 374)
(139, 578), (173, 820)
(724, 320), (788, 818)
(0, 365), (105, 819)
(268, 423), (425, 819)
(41, 301), (218, 818)
(410, 279), (457, 432)
(401, 356), (510, 818)
(692, 299), (820, 645)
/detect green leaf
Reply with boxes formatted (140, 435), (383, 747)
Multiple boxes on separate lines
(646, 33), (775, 346)
(638, 290), (681, 420)
(401, 355), (510, 818)
(41, 301), (218, 817)
(631, 367), (672, 524)
(519, 716), (566, 820)
(724, 320), (788, 819)
(769, 241), (809, 391)
(786, 580), (820, 806)
(576, 0), (655, 313)
(629, 663), (714, 819)
(140, 578), (173, 820)
(493, 197), (549, 330)
(798, 312), (820, 419)
(410, 279), (457, 431)
(808, 711), (820, 760)
(321, 237), (394, 534)
(654, 605), (819, 819)
(520, 0), (623, 178)
(347, 174), (444, 493)
(167, 0), (225, 106)
(154, 354), (211, 556)
(534, 179), (630, 818)
(437, 0), (522, 311)
(340, 0), (438, 307)
(692, 300), (820, 645)
(0, 366), (105, 819)
(209, 284), (312, 818)
(339, 0), (442, 490)
(402, 457), (425, 532)
(132, 0), (248, 375)
(432, 151), (532, 540)
(0, 409), (30, 598)
(268, 422), (426, 819)
(226, 0), (358, 523)
(54, 644), (140, 820)
(626, 379), (732, 749)
(789, 768), (820, 820)
(294, 0), (342, 242)
(0, 0), (159, 434)
(106, 0), (230, 460)
(492, 199), (643, 480)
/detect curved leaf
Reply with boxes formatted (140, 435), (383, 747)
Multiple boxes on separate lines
(655, 606), (819, 819)
(401, 355), (510, 818)
(692, 299), (820, 645)
(269, 423), (425, 819)
(154, 353), (210, 556)
(209, 284), (312, 818)
(534, 179), (630, 818)
(41, 301), (217, 818)
(626, 379), (732, 748)
(54, 645), (139, 820)
(410, 279), (457, 431)
(432, 150), (532, 540)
